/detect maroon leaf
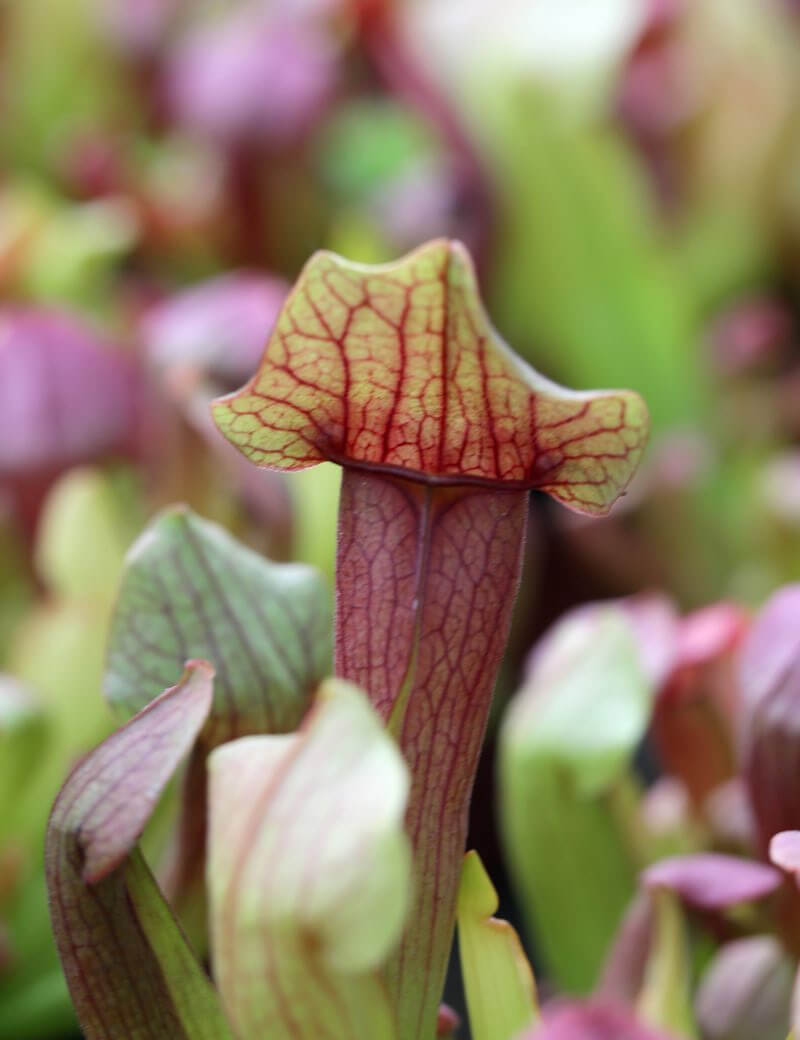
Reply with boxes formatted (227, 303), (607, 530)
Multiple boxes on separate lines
(597, 892), (654, 1004)
(651, 602), (748, 808)
(739, 585), (800, 852)
(45, 660), (232, 1040)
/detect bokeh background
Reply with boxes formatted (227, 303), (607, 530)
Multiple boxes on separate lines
(3, 0), (800, 1035)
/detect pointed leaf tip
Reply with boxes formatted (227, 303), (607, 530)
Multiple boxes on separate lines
(212, 239), (648, 513)
(55, 659), (214, 884)
(457, 850), (538, 1040)
(46, 661), (233, 1040)
(104, 505), (331, 742)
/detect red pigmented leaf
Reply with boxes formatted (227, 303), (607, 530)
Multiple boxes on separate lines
(739, 585), (800, 852)
(651, 602), (749, 809)
(45, 660), (233, 1040)
(336, 470), (527, 1037)
(642, 853), (782, 910)
(212, 239), (648, 515)
(436, 1004), (460, 1037)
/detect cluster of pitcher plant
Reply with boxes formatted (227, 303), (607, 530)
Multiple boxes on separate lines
(30, 239), (800, 1040)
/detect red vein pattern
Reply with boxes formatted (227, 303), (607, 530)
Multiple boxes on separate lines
(213, 239), (648, 515)
(336, 470), (528, 1038)
(211, 239), (650, 1035)
(45, 662), (231, 1040)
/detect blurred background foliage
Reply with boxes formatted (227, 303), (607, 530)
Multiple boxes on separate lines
(3, 0), (800, 1035)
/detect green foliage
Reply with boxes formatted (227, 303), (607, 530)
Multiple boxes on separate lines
(105, 506), (331, 742)
(499, 605), (651, 992)
(457, 850), (538, 1040)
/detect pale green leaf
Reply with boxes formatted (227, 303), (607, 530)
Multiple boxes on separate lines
(208, 679), (411, 1040)
(457, 850), (538, 1040)
(499, 605), (650, 992)
(105, 505), (331, 742)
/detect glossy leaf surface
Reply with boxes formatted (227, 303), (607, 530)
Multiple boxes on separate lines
(45, 661), (233, 1040)
(208, 679), (410, 1040)
(499, 604), (650, 992)
(104, 505), (330, 743)
(456, 850), (537, 1040)
(213, 238), (647, 514)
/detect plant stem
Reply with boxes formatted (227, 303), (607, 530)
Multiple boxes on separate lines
(335, 468), (527, 1037)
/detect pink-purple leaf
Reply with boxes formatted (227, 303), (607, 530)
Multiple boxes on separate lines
(45, 660), (233, 1040)
(526, 1000), (681, 1040)
(140, 272), (289, 387)
(770, 831), (800, 881)
(165, 9), (337, 146)
(0, 308), (137, 476)
(739, 585), (800, 851)
(642, 853), (781, 910)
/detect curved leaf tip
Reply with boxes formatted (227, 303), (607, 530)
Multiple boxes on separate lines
(51, 658), (214, 885)
(104, 505), (331, 742)
(208, 678), (411, 1039)
(212, 239), (648, 514)
(457, 850), (538, 1040)
(45, 660), (232, 1040)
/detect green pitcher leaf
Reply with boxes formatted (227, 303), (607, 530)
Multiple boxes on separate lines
(457, 850), (538, 1040)
(45, 660), (233, 1040)
(104, 505), (331, 743)
(208, 678), (411, 1040)
(499, 604), (651, 993)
